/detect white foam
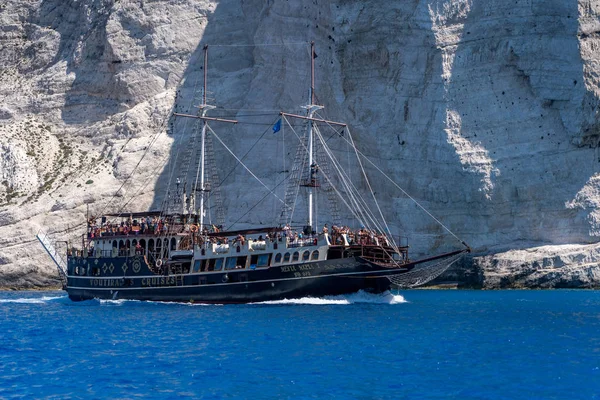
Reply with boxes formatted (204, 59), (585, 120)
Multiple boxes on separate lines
(99, 299), (130, 306)
(0, 295), (65, 304)
(0, 291), (406, 306)
(255, 290), (406, 305)
(98, 298), (219, 306)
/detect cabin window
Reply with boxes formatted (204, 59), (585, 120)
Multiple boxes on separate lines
(302, 251), (310, 261)
(235, 256), (247, 269)
(292, 252), (299, 262)
(257, 254), (270, 267)
(311, 250), (319, 260)
(225, 256), (247, 270)
(275, 253), (282, 263)
(250, 255), (258, 269)
(207, 258), (223, 271)
(148, 239), (154, 251)
(170, 238), (177, 251)
(225, 257), (237, 270)
(193, 260), (202, 273)
(283, 253), (290, 263)
(112, 240), (118, 249)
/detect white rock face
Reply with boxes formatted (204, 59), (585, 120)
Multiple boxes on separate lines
(1, 0), (600, 288)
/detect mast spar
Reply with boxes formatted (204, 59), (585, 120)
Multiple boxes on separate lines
(173, 44), (237, 227)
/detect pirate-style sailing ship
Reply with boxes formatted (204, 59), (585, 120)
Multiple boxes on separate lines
(38, 43), (470, 303)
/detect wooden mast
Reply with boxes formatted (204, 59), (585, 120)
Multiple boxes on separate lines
(173, 44), (236, 227)
(306, 41), (323, 232)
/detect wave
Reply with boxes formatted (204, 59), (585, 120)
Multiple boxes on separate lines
(255, 290), (406, 305)
(0, 295), (66, 304)
(0, 291), (406, 306)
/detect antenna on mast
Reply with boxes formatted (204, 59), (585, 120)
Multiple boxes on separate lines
(311, 41), (315, 105)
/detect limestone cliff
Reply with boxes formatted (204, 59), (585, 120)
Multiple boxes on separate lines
(1, 0), (600, 289)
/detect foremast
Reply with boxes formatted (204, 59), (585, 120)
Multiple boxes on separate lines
(173, 44), (237, 228)
(198, 44), (213, 228)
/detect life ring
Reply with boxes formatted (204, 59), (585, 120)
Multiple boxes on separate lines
(190, 225), (198, 233)
(156, 259), (163, 267)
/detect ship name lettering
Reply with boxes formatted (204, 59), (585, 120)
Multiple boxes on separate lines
(281, 266), (297, 272)
(141, 277), (177, 287)
(298, 264), (315, 271)
(294, 271), (312, 278)
(90, 279), (123, 287)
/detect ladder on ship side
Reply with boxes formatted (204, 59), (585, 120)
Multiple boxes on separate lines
(314, 135), (341, 226)
(279, 123), (341, 227)
(36, 230), (68, 289)
(164, 118), (200, 214)
(202, 130), (225, 227)
(280, 129), (308, 225)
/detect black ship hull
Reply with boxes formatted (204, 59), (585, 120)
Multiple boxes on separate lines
(65, 255), (411, 303)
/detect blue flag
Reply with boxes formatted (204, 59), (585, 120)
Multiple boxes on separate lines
(273, 119), (281, 133)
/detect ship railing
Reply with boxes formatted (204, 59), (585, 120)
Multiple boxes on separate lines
(248, 240), (267, 251)
(286, 236), (319, 248)
(36, 230), (68, 289)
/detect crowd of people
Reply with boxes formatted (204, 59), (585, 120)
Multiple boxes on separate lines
(86, 214), (392, 249)
(324, 224), (391, 247)
(87, 215), (176, 239)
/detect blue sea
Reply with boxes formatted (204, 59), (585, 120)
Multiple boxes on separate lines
(0, 290), (598, 399)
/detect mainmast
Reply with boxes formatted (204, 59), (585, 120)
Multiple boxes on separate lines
(304, 41), (323, 232)
(198, 44), (212, 228)
(279, 42), (345, 229)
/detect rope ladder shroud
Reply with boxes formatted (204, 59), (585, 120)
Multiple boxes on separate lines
(386, 253), (465, 288)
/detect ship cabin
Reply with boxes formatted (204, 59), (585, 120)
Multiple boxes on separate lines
(73, 211), (410, 277)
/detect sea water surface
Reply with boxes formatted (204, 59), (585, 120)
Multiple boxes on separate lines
(0, 290), (599, 399)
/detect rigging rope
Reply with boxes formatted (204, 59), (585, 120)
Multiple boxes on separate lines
(343, 123), (400, 254)
(316, 115), (468, 247)
(209, 116), (279, 193)
(312, 124), (397, 249)
(206, 124), (286, 206)
(210, 42), (309, 48)
(386, 253), (464, 288)
(283, 118), (369, 228)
